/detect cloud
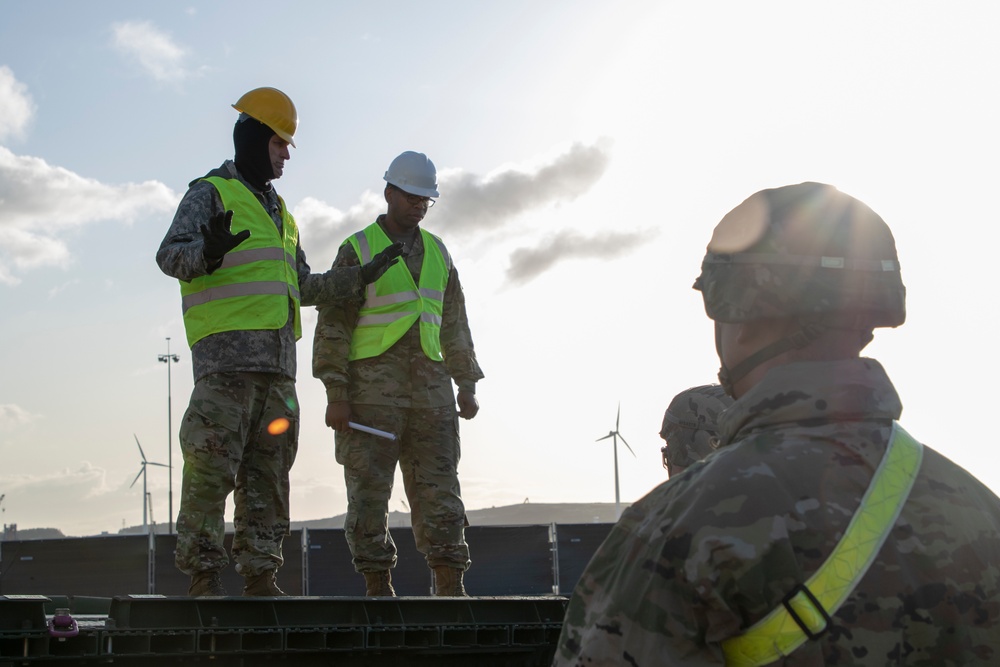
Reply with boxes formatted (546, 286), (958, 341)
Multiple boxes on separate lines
(48, 278), (81, 299)
(293, 191), (386, 264)
(0, 462), (141, 535)
(293, 140), (617, 277)
(0, 404), (37, 431)
(0, 66), (35, 141)
(506, 229), (651, 284)
(432, 140), (613, 236)
(112, 20), (199, 84)
(1, 462), (112, 501)
(0, 265), (15, 286)
(0, 146), (178, 282)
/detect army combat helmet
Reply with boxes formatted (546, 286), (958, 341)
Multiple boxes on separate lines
(693, 182), (906, 394)
(660, 384), (734, 476)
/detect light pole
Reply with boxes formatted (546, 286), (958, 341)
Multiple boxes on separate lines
(158, 338), (180, 534)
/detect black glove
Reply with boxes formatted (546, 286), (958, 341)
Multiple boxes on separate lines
(201, 210), (250, 263)
(360, 242), (405, 284)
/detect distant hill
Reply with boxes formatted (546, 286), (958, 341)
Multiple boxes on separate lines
(112, 502), (625, 537)
(294, 501), (625, 530)
(2, 527), (65, 541)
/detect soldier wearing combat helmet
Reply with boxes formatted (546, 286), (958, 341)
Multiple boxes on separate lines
(659, 384), (733, 477)
(555, 182), (1000, 665)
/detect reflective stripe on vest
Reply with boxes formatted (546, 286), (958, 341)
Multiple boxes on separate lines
(347, 223), (449, 361)
(179, 177), (302, 347)
(721, 422), (924, 666)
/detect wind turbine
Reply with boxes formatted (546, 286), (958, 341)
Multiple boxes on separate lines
(130, 435), (168, 531)
(595, 403), (636, 519)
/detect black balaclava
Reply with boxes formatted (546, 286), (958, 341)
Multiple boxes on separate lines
(233, 113), (277, 191)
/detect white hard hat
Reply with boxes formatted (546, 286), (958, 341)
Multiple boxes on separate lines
(384, 151), (439, 198)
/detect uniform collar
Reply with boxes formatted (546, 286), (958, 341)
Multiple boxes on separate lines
(717, 357), (903, 447)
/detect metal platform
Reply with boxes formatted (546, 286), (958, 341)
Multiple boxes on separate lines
(0, 594), (567, 665)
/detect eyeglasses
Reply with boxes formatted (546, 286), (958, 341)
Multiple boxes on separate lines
(390, 185), (435, 208)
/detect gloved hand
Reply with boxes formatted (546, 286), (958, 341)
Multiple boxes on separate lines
(360, 242), (405, 284)
(201, 210), (250, 263)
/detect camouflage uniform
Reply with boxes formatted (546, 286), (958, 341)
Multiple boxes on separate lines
(660, 384), (733, 475)
(558, 181), (1000, 664)
(157, 160), (363, 577)
(313, 215), (484, 572)
(556, 364), (1000, 666)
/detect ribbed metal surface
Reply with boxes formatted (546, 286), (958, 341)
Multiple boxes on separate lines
(0, 595), (567, 665)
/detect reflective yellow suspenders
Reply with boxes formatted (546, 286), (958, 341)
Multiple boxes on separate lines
(721, 422), (924, 666)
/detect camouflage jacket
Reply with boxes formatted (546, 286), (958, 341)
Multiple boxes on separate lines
(156, 161), (363, 382)
(312, 216), (484, 408)
(555, 358), (1000, 666)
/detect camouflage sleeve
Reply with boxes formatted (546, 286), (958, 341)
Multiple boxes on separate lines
(155, 182), (218, 281)
(554, 494), (727, 666)
(297, 240), (365, 307)
(311, 242), (363, 403)
(441, 266), (484, 393)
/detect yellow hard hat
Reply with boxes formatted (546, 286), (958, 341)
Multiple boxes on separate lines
(232, 87), (298, 147)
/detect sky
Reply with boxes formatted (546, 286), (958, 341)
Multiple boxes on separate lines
(1, 1), (999, 537)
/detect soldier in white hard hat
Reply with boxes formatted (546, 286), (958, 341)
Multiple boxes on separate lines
(313, 151), (484, 597)
(156, 88), (402, 598)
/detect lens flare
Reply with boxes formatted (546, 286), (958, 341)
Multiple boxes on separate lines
(268, 417), (290, 435)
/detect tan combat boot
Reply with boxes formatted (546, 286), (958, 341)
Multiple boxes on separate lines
(242, 570), (288, 597)
(433, 566), (468, 597)
(188, 570), (226, 597)
(362, 570), (396, 597)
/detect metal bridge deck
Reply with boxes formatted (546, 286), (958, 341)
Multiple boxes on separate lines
(0, 594), (567, 665)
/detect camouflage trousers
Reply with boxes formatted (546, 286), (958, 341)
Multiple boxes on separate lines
(174, 372), (299, 577)
(336, 403), (470, 572)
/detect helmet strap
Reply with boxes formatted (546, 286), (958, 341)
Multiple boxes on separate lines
(717, 318), (827, 397)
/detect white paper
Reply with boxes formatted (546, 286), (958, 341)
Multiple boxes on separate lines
(348, 421), (397, 441)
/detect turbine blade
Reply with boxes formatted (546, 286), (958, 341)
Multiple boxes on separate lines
(129, 467), (143, 488)
(148, 462), (170, 468)
(596, 433), (614, 442)
(619, 433), (637, 458)
(134, 434), (147, 462)
(616, 403), (621, 431)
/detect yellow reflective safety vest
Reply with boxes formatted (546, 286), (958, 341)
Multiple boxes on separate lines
(179, 176), (302, 347)
(346, 223), (450, 361)
(721, 422), (924, 666)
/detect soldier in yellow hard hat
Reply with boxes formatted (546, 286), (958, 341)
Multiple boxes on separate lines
(156, 87), (402, 598)
(555, 182), (1000, 665)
